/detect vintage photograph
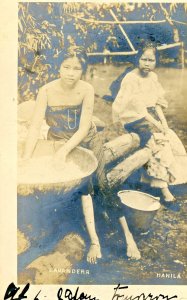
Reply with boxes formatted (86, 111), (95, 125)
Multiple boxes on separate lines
(17, 2), (187, 285)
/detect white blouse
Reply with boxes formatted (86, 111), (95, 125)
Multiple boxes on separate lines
(112, 70), (168, 124)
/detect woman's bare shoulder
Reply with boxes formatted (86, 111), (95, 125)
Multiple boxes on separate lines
(78, 80), (94, 93)
(79, 80), (94, 90)
(39, 79), (61, 91)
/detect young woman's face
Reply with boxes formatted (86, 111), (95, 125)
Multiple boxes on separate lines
(139, 48), (156, 75)
(60, 57), (83, 86)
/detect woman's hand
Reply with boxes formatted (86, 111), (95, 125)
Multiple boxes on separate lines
(156, 122), (169, 135)
(145, 113), (165, 133)
(161, 122), (169, 135)
(53, 147), (69, 170)
(149, 119), (168, 135)
(149, 118), (165, 133)
(156, 122), (166, 133)
(155, 104), (169, 135)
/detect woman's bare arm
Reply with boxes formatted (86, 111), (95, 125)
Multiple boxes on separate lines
(144, 112), (164, 132)
(155, 104), (169, 132)
(23, 88), (47, 159)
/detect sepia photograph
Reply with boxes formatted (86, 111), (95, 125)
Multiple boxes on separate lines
(16, 1), (187, 286)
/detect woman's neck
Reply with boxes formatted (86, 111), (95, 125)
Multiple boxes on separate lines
(134, 68), (150, 78)
(59, 79), (79, 92)
(138, 68), (151, 78)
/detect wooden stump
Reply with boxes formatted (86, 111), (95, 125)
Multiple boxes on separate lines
(104, 133), (140, 165)
(106, 148), (152, 188)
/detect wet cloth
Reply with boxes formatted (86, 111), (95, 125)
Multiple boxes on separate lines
(124, 108), (177, 185)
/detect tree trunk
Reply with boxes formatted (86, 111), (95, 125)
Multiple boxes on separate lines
(103, 133), (140, 164)
(106, 147), (152, 188)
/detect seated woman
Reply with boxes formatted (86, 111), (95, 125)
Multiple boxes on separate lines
(22, 46), (141, 262)
(22, 46), (104, 264)
(112, 40), (186, 204)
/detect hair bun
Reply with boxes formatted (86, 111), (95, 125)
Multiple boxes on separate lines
(60, 46), (88, 74)
(138, 39), (157, 51)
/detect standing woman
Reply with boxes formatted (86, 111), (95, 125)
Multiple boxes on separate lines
(22, 46), (105, 264)
(112, 41), (185, 203)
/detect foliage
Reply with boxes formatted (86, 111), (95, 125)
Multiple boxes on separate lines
(18, 3), (187, 102)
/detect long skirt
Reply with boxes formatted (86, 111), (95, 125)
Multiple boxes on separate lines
(124, 112), (177, 188)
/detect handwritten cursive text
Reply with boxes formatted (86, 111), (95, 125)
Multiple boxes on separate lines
(112, 284), (177, 300)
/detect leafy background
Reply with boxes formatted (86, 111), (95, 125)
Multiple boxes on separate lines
(18, 2), (187, 102)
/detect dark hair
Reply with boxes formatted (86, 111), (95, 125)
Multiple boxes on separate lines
(60, 46), (88, 74)
(135, 40), (159, 66)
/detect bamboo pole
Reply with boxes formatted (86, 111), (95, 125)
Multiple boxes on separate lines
(87, 42), (182, 56)
(159, 3), (174, 26)
(171, 19), (187, 26)
(65, 12), (166, 25)
(87, 51), (138, 56)
(179, 41), (185, 92)
(109, 9), (136, 52)
(157, 42), (182, 51)
(180, 42), (185, 69)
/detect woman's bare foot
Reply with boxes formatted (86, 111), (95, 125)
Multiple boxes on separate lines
(87, 243), (102, 264)
(119, 216), (141, 260)
(127, 237), (141, 260)
(161, 187), (175, 202)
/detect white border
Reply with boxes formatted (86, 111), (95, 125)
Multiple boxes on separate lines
(0, 1), (187, 299)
